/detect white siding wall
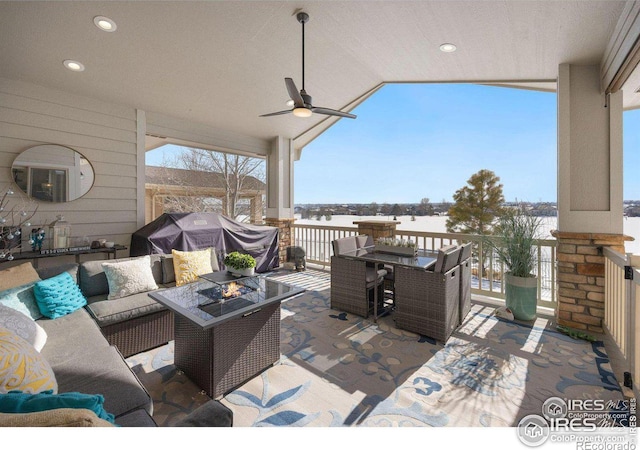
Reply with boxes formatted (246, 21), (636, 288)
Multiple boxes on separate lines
(0, 77), (140, 253)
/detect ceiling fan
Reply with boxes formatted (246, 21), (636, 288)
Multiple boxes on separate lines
(260, 12), (356, 119)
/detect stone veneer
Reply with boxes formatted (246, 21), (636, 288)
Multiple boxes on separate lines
(353, 220), (400, 241)
(551, 231), (629, 333)
(264, 218), (295, 267)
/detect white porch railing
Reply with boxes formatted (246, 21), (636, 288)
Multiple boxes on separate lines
(291, 223), (557, 308)
(604, 247), (640, 397)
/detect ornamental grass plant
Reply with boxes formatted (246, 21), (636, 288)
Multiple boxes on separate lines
(486, 205), (543, 278)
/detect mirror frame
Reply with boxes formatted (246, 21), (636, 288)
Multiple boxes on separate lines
(11, 144), (95, 203)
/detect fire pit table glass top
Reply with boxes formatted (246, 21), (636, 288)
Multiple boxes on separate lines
(149, 272), (303, 330)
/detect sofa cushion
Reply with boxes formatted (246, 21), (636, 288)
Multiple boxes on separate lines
(0, 262), (40, 291)
(0, 282), (43, 320)
(0, 304), (47, 351)
(52, 345), (152, 417)
(36, 263), (79, 284)
(0, 327), (58, 394)
(175, 400), (234, 427)
(434, 245), (458, 273)
(101, 256), (159, 300)
(0, 407), (115, 427)
(79, 255), (163, 298)
(172, 248), (213, 286)
(114, 408), (157, 427)
(85, 292), (167, 328)
(38, 308), (110, 364)
(34, 272), (87, 319)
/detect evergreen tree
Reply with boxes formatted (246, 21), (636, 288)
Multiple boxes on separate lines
(446, 169), (504, 235)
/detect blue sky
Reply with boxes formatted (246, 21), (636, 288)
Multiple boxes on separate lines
(296, 83), (558, 204)
(147, 83), (639, 203)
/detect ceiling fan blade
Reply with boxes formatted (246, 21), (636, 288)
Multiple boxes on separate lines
(311, 106), (357, 119)
(285, 78), (305, 107)
(259, 109), (293, 117)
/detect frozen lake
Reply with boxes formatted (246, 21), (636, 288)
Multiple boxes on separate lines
(294, 214), (640, 255)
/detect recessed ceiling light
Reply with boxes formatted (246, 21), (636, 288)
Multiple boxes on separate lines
(63, 60), (85, 72)
(286, 99), (295, 107)
(94, 16), (117, 32)
(439, 43), (457, 53)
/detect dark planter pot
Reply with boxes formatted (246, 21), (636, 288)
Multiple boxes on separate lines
(505, 273), (538, 321)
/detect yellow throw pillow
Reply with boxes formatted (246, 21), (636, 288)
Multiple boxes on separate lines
(0, 327), (58, 394)
(172, 248), (213, 287)
(0, 262), (41, 291)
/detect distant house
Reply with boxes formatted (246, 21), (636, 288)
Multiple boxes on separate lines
(145, 166), (265, 224)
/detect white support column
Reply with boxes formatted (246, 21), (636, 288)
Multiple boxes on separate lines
(136, 109), (147, 229)
(265, 137), (295, 267)
(266, 136), (294, 220)
(555, 63), (626, 333)
(557, 63), (623, 234)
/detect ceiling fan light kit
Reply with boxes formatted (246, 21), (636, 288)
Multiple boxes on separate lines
(260, 12), (356, 120)
(293, 107), (313, 118)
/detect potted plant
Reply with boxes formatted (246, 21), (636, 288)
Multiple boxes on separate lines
(374, 237), (418, 256)
(484, 205), (542, 320)
(224, 251), (257, 277)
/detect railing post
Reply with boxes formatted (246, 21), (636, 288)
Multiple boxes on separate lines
(353, 220), (400, 241)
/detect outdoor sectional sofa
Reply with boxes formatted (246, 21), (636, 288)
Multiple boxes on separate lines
(0, 254), (233, 427)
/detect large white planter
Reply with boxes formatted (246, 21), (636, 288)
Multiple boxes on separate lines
(504, 273), (538, 321)
(228, 267), (255, 277)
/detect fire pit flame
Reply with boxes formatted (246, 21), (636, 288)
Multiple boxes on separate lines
(222, 282), (242, 298)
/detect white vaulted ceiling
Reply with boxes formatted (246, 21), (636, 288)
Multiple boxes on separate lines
(0, 1), (637, 152)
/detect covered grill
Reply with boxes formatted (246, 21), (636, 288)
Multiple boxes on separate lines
(130, 212), (279, 272)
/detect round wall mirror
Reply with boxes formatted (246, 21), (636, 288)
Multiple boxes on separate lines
(11, 145), (95, 203)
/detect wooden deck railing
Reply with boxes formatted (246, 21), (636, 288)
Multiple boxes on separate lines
(291, 223), (557, 308)
(604, 247), (640, 398)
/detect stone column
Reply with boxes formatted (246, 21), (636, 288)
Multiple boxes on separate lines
(264, 218), (295, 267)
(552, 231), (630, 332)
(352, 220), (400, 241)
(250, 194), (263, 224)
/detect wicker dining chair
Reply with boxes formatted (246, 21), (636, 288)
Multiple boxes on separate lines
(457, 242), (473, 324)
(330, 236), (387, 320)
(393, 244), (462, 342)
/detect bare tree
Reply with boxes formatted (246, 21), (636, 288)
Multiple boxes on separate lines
(154, 146), (265, 222)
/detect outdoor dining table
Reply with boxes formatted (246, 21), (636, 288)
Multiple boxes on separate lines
(338, 247), (438, 318)
(340, 247), (438, 270)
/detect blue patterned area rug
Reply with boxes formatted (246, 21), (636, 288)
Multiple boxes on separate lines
(126, 274), (622, 427)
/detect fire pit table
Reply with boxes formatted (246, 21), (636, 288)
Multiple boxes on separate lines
(149, 272), (303, 398)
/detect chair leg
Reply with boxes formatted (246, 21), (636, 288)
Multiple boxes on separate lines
(373, 279), (378, 322)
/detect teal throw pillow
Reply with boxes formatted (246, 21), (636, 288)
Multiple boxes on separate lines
(33, 272), (87, 319)
(0, 390), (115, 423)
(0, 282), (43, 320)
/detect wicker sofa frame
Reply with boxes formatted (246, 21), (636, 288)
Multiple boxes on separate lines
(100, 309), (174, 358)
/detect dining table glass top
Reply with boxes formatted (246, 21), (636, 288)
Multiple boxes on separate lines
(339, 247), (437, 270)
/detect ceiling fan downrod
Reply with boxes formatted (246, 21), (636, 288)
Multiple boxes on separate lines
(298, 12), (309, 92)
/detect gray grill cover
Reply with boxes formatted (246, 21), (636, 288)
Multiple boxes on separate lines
(130, 212), (279, 272)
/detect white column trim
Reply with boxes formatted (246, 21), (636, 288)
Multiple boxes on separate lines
(136, 109), (147, 228)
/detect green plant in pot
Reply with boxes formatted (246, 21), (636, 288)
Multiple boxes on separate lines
(224, 251), (257, 277)
(484, 205), (542, 321)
